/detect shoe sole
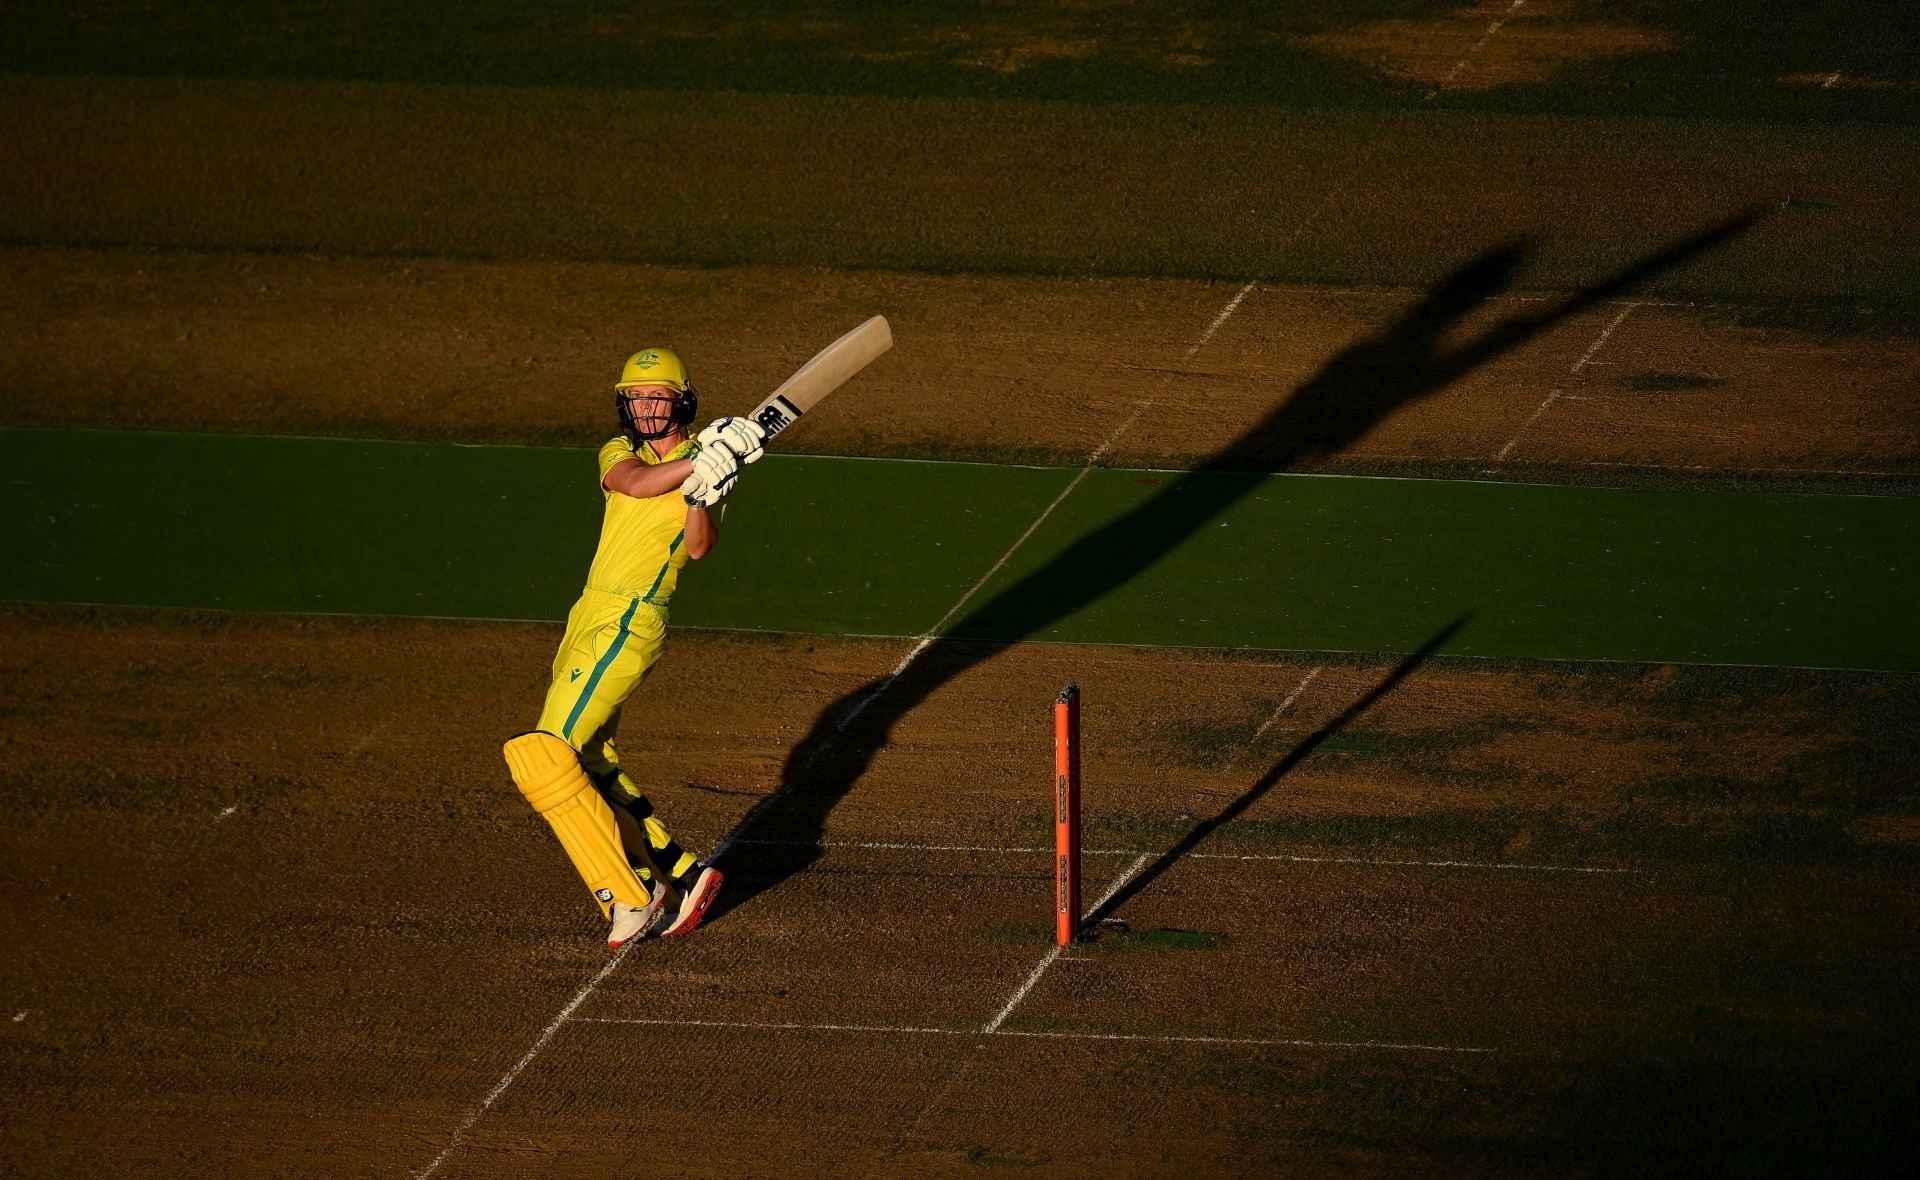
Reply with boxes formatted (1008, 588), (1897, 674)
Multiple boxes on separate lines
(660, 868), (723, 938)
(607, 922), (649, 949)
(607, 889), (668, 948)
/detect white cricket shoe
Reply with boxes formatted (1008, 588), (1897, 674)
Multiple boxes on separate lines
(659, 864), (724, 938)
(607, 883), (666, 949)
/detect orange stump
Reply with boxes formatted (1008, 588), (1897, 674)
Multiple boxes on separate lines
(1055, 682), (1082, 946)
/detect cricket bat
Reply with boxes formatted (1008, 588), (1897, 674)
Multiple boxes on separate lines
(747, 315), (892, 444)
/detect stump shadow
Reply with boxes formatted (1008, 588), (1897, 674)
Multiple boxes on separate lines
(1084, 613), (1468, 928)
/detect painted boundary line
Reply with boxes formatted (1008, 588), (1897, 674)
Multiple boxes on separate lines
(1087, 280), (1260, 465)
(714, 279), (1258, 860)
(730, 836), (1643, 877)
(412, 281), (1261, 1176)
(1431, 0), (1528, 96)
(708, 291), (1249, 1144)
(1493, 302), (1638, 464)
(414, 944), (635, 1179)
(984, 853), (1150, 1034)
(575, 1015), (1492, 1057)
(1246, 665), (1322, 748)
(1352, 454), (1920, 482)
(1190, 851), (1639, 875)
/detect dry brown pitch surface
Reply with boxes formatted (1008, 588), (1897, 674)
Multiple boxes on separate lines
(2, 607), (1915, 1174)
(4, 247), (1916, 480)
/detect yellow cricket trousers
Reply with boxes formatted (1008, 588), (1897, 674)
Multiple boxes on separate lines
(536, 588), (698, 887)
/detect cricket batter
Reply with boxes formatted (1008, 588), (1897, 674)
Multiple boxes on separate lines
(502, 346), (765, 947)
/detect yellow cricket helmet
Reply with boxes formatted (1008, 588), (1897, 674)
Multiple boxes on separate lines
(613, 347), (699, 439)
(615, 347), (693, 393)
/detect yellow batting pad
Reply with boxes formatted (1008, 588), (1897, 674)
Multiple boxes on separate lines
(503, 731), (649, 919)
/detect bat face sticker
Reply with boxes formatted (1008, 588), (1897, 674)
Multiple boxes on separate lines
(755, 397), (801, 439)
(746, 318), (891, 442)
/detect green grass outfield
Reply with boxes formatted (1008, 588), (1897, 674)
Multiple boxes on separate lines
(4, 428), (1915, 671)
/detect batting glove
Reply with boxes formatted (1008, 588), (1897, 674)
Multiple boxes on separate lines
(690, 477), (730, 510)
(681, 470), (713, 508)
(687, 443), (739, 505)
(696, 416), (767, 465)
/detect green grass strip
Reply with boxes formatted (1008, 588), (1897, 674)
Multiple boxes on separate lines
(948, 469), (1918, 670)
(2, 427), (1915, 670)
(0, 428), (1074, 634)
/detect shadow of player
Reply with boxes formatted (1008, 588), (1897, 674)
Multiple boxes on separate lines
(705, 208), (1761, 924)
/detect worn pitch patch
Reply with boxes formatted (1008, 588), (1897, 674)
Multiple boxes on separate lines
(1301, 0), (1669, 92)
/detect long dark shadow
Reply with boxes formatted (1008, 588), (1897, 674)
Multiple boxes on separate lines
(708, 209), (1762, 921)
(1083, 614), (1470, 928)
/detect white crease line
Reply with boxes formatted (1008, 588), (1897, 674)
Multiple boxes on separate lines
(984, 853), (1150, 1034)
(1188, 852), (1641, 875)
(734, 837), (1059, 856)
(1489, 296), (1684, 309)
(1354, 452), (1918, 481)
(735, 836), (1640, 876)
(1247, 666), (1323, 747)
(913, 468), (1098, 649)
(578, 1016), (966, 1036)
(1546, 459), (1917, 480)
(577, 1015), (1490, 1056)
(774, 460), (1091, 766)
(992, 1028), (1492, 1055)
(983, 946), (1064, 1035)
(1089, 282), (1259, 466)
(1432, 0), (1527, 96)
(422, 281), (1260, 1158)
(936, 280), (1253, 618)
(1492, 302), (1637, 464)
(414, 944), (633, 1179)
(1196, 283), (1261, 352)
(712, 282), (1259, 861)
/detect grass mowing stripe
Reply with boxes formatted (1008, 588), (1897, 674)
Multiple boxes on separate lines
(0, 427), (1076, 634)
(3, 77), (1917, 301)
(1, 1), (1913, 126)
(2, 427), (1915, 671)
(949, 469), (1918, 671)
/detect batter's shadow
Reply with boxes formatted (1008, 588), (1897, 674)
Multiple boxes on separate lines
(703, 209), (1762, 927)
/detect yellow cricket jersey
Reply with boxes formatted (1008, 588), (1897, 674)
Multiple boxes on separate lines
(584, 435), (713, 610)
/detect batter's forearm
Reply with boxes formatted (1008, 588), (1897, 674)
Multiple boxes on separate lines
(684, 504), (717, 559)
(605, 457), (695, 499)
